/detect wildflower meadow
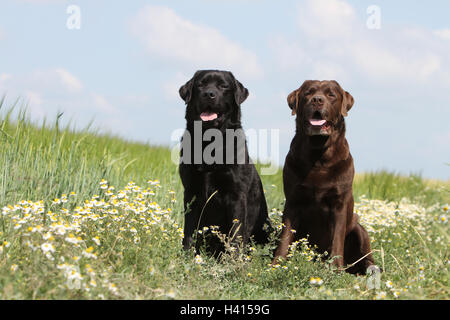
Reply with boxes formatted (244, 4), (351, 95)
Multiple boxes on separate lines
(0, 105), (448, 300)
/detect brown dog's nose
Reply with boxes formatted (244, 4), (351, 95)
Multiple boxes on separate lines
(203, 90), (216, 99)
(311, 95), (325, 106)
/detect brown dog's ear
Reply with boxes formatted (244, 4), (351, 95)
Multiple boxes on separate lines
(287, 90), (299, 116)
(179, 71), (201, 104)
(341, 91), (354, 117)
(287, 80), (314, 116)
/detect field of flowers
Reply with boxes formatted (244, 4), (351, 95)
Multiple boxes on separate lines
(1, 178), (448, 299)
(0, 106), (448, 300)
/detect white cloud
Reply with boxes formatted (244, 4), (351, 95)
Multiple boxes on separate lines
(130, 5), (263, 79)
(297, 0), (357, 39)
(13, 0), (67, 3)
(14, 68), (84, 95)
(271, 0), (450, 86)
(163, 72), (190, 102)
(433, 28), (450, 40)
(0, 68), (125, 133)
(92, 94), (119, 114)
(0, 73), (12, 83)
(24, 91), (43, 107)
(24, 91), (46, 117)
(55, 68), (83, 93)
(269, 36), (309, 71)
(311, 61), (347, 81)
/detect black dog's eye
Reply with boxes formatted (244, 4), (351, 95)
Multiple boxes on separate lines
(197, 80), (206, 87)
(219, 84), (230, 89)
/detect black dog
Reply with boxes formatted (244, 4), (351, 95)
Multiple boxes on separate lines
(179, 70), (271, 255)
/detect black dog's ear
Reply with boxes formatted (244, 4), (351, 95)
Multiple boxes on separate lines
(341, 90), (354, 117)
(234, 79), (249, 106)
(179, 71), (200, 104)
(228, 72), (248, 105)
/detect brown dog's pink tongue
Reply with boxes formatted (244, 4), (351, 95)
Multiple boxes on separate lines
(309, 119), (326, 126)
(200, 112), (218, 121)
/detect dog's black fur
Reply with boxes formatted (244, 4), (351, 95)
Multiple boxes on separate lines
(179, 70), (271, 255)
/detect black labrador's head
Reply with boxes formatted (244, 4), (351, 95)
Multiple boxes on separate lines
(179, 70), (249, 129)
(287, 80), (354, 137)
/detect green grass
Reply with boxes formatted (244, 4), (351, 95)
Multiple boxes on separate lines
(354, 171), (449, 207)
(0, 101), (448, 300)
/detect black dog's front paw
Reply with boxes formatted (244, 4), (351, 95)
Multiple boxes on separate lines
(182, 236), (194, 251)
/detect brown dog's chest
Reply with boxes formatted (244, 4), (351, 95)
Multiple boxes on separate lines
(284, 157), (354, 207)
(290, 181), (350, 213)
(283, 154), (355, 248)
(285, 182), (351, 250)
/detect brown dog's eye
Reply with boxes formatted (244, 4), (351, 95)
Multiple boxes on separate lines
(328, 92), (336, 97)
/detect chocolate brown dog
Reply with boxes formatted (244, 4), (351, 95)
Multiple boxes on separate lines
(273, 80), (375, 274)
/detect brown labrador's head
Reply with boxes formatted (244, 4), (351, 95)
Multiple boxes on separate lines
(287, 80), (354, 136)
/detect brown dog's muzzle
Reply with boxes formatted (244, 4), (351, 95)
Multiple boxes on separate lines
(304, 100), (333, 136)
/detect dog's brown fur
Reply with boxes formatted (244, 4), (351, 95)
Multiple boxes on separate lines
(273, 80), (374, 274)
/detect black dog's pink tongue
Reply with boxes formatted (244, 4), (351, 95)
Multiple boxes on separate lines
(200, 112), (218, 121)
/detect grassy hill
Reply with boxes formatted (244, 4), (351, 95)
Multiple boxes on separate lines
(0, 103), (448, 299)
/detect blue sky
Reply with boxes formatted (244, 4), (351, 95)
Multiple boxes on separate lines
(0, 0), (449, 179)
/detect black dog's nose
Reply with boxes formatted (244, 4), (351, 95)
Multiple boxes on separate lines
(203, 91), (216, 99)
(311, 95), (325, 105)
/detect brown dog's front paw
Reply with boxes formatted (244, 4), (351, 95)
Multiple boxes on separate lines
(271, 257), (280, 266)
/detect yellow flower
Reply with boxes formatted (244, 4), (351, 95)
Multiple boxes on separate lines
(194, 255), (204, 264)
(92, 236), (101, 245)
(166, 289), (176, 299)
(375, 291), (387, 300)
(309, 277), (323, 285)
(41, 242), (55, 253)
(108, 283), (118, 294)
